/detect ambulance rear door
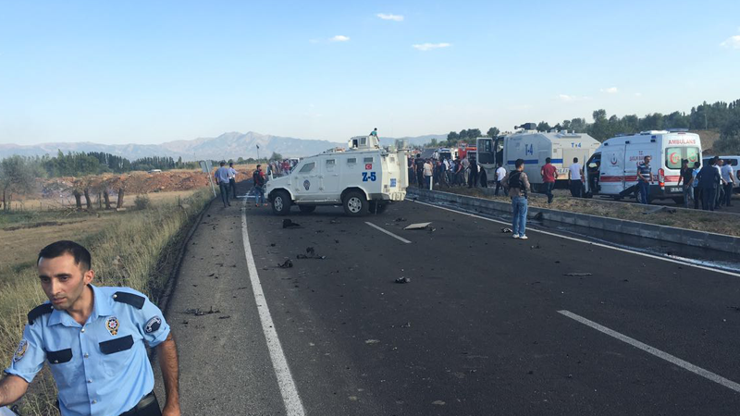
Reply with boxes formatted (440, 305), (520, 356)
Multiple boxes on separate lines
(599, 144), (626, 195)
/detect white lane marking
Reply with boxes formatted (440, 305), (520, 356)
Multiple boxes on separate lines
(558, 310), (740, 394)
(241, 201), (306, 416)
(365, 222), (412, 244)
(412, 200), (740, 278)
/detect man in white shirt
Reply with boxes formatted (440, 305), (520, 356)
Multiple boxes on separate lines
(227, 162), (238, 201)
(495, 165), (507, 196)
(721, 159), (735, 207)
(423, 159), (433, 189)
(568, 157), (584, 198)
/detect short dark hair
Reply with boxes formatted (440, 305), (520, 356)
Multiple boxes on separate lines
(573, 157), (578, 163)
(220, 161), (225, 166)
(545, 157), (551, 163)
(229, 162), (233, 167)
(694, 161), (701, 168)
(256, 164), (261, 168)
(37, 241), (91, 272)
(515, 159), (525, 168)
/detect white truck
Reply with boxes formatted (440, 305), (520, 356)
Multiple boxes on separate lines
(476, 124), (601, 190)
(265, 135), (408, 216)
(584, 130), (702, 203)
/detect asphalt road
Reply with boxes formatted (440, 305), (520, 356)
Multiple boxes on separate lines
(156, 180), (740, 415)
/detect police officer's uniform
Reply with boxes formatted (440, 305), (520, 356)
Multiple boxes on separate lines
(4, 285), (170, 416)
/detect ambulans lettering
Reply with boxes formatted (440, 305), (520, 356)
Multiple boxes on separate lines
(668, 139), (696, 145)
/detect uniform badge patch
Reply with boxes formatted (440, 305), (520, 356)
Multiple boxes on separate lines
(13, 339), (28, 362)
(145, 316), (162, 334)
(106, 316), (120, 336)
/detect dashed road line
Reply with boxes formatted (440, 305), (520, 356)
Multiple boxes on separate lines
(365, 221), (412, 244)
(558, 310), (740, 394)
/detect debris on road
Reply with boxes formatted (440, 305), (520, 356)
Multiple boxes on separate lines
(278, 259), (294, 268)
(501, 228), (512, 233)
(283, 219), (301, 228)
(365, 339), (381, 345)
(395, 277), (411, 284)
(394, 217), (407, 222)
(432, 400), (446, 406)
(218, 315), (231, 319)
(329, 218), (341, 224)
(404, 222), (432, 230)
(563, 272), (592, 277)
(184, 306), (221, 316)
(297, 247), (325, 259)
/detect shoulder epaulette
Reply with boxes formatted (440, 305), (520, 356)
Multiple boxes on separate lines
(112, 291), (145, 309)
(28, 303), (53, 325)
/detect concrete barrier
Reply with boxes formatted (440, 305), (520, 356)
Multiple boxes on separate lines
(407, 188), (740, 255)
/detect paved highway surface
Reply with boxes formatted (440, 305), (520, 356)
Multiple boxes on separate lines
(155, 181), (740, 415)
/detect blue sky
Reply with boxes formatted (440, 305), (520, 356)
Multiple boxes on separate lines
(1, 0), (739, 145)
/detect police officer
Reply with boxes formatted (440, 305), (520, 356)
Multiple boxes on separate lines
(0, 241), (181, 416)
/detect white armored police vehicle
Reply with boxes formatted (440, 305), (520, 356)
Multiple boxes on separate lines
(266, 134), (408, 216)
(476, 123), (601, 190)
(583, 130), (702, 203)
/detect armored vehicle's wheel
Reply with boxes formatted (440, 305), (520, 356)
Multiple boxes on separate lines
(369, 201), (388, 214)
(343, 191), (369, 216)
(298, 205), (316, 214)
(271, 191), (292, 215)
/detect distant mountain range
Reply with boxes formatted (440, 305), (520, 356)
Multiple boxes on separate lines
(0, 132), (447, 161)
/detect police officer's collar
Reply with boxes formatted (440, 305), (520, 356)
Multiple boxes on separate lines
(48, 284), (114, 327)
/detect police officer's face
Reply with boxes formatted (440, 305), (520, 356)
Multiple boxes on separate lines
(38, 254), (94, 311)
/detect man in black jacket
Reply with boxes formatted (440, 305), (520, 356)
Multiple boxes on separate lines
(696, 158), (721, 211)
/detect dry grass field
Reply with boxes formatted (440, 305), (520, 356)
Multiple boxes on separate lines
(0, 188), (213, 415)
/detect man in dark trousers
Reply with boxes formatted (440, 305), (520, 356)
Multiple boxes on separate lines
(468, 158), (478, 188)
(252, 165), (267, 207)
(696, 158), (721, 211)
(414, 155), (425, 189)
(0, 241), (180, 416)
(228, 162), (238, 201)
(214, 161), (231, 208)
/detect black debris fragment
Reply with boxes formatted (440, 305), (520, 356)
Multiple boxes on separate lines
(395, 277), (411, 284)
(283, 219), (301, 228)
(501, 228), (512, 233)
(394, 217), (407, 222)
(278, 259), (294, 268)
(218, 315), (231, 319)
(564, 272), (592, 277)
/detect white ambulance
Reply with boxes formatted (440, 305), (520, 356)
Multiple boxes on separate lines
(477, 124), (601, 190)
(583, 130), (702, 203)
(265, 135), (408, 216)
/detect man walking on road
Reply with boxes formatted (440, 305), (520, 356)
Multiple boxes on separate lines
(495, 164), (506, 196)
(214, 161), (231, 208)
(568, 158), (584, 198)
(228, 162), (238, 201)
(503, 159), (531, 240)
(636, 156), (653, 205)
(0, 240), (180, 416)
(252, 164), (267, 207)
(541, 157), (558, 204)
(721, 159), (735, 207)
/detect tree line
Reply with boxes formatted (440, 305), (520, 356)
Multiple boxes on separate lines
(441, 98), (740, 152)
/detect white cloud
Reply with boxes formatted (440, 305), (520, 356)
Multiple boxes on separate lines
(720, 35), (740, 49)
(412, 42), (451, 51)
(330, 35), (350, 42)
(558, 94), (591, 103)
(377, 13), (404, 21)
(600, 87), (619, 94)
